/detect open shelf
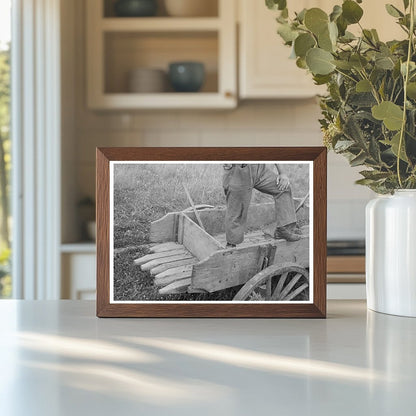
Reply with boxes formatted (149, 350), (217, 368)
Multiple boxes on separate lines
(104, 31), (218, 94)
(104, 0), (219, 18)
(87, 0), (236, 109)
(101, 17), (221, 32)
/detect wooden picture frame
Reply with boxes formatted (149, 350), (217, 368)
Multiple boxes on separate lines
(96, 147), (327, 318)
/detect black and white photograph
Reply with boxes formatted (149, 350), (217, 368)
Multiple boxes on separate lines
(110, 161), (313, 303)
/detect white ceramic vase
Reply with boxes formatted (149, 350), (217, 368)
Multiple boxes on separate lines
(366, 190), (416, 317)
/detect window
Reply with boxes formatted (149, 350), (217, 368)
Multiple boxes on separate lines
(0, 0), (11, 298)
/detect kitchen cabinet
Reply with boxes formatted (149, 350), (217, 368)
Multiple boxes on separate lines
(86, 0), (237, 109)
(61, 245), (96, 300)
(238, 0), (405, 99)
(239, 0), (325, 99)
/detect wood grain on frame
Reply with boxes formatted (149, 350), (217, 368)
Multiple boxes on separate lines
(96, 147), (327, 318)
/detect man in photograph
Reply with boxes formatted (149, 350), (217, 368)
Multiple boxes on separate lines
(223, 164), (300, 247)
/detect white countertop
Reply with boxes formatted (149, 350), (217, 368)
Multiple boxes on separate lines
(0, 300), (415, 415)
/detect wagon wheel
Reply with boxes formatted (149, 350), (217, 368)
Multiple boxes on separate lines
(233, 262), (309, 301)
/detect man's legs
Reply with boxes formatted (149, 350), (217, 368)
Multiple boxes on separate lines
(223, 166), (253, 246)
(224, 187), (252, 246)
(252, 165), (300, 241)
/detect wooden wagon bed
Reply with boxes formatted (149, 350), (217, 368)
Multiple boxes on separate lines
(135, 202), (309, 296)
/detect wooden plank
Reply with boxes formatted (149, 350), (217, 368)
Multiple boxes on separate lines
(154, 266), (193, 288)
(149, 242), (182, 253)
(159, 278), (192, 295)
(180, 214), (224, 260)
(134, 249), (189, 266)
(191, 244), (271, 293)
(155, 264), (193, 279)
(150, 258), (198, 276)
(272, 237), (309, 269)
(141, 253), (194, 271)
(327, 256), (365, 274)
(149, 213), (178, 243)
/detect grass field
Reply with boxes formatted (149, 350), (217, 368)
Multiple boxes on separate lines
(113, 163), (310, 301)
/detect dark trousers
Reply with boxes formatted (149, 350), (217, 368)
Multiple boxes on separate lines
(223, 164), (297, 245)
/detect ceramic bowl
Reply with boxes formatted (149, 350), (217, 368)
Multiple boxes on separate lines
(128, 68), (167, 93)
(168, 62), (205, 92)
(114, 0), (158, 17)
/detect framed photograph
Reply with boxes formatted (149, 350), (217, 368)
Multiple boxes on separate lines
(96, 147), (327, 318)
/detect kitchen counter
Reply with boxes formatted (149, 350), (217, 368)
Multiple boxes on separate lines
(0, 300), (415, 415)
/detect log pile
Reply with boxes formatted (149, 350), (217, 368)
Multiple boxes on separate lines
(134, 242), (198, 295)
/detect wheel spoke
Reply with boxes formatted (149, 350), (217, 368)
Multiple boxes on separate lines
(233, 263), (309, 301)
(266, 277), (272, 300)
(279, 273), (303, 300)
(283, 283), (309, 301)
(271, 272), (288, 300)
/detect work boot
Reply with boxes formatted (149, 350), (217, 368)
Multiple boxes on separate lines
(226, 243), (237, 248)
(286, 222), (303, 235)
(274, 224), (301, 242)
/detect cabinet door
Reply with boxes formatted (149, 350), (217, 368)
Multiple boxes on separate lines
(239, 0), (326, 99)
(239, 0), (405, 99)
(62, 253), (96, 300)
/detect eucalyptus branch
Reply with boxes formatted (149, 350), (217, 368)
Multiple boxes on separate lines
(359, 69), (381, 104)
(397, 0), (415, 188)
(334, 68), (358, 84)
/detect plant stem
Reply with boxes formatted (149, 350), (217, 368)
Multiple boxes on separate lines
(397, 0), (415, 188)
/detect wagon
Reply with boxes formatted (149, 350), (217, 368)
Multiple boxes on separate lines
(135, 200), (310, 301)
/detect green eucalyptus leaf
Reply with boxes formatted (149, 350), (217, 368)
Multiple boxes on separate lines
(304, 8), (329, 35)
(266, 0), (287, 11)
(385, 4), (404, 18)
(334, 139), (355, 152)
(401, 61), (416, 76)
(342, 0), (364, 24)
(296, 8), (307, 23)
(382, 132), (409, 162)
(375, 55), (395, 70)
(318, 27), (334, 52)
(333, 60), (353, 70)
(336, 15), (348, 36)
(313, 74), (332, 85)
(360, 170), (391, 180)
(363, 29), (376, 45)
(306, 48), (336, 75)
(344, 115), (367, 147)
(296, 57), (308, 69)
(330, 5), (343, 22)
(372, 101), (404, 131)
(339, 31), (356, 43)
(369, 136), (382, 163)
(294, 33), (316, 57)
(277, 23), (299, 43)
(350, 152), (368, 167)
(407, 82), (416, 99)
(403, 0), (409, 10)
(276, 14), (288, 24)
(328, 21), (338, 44)
(350, 54), (368, 70)
(356, 79), (372, 93)
(371, 29), (380, 42)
